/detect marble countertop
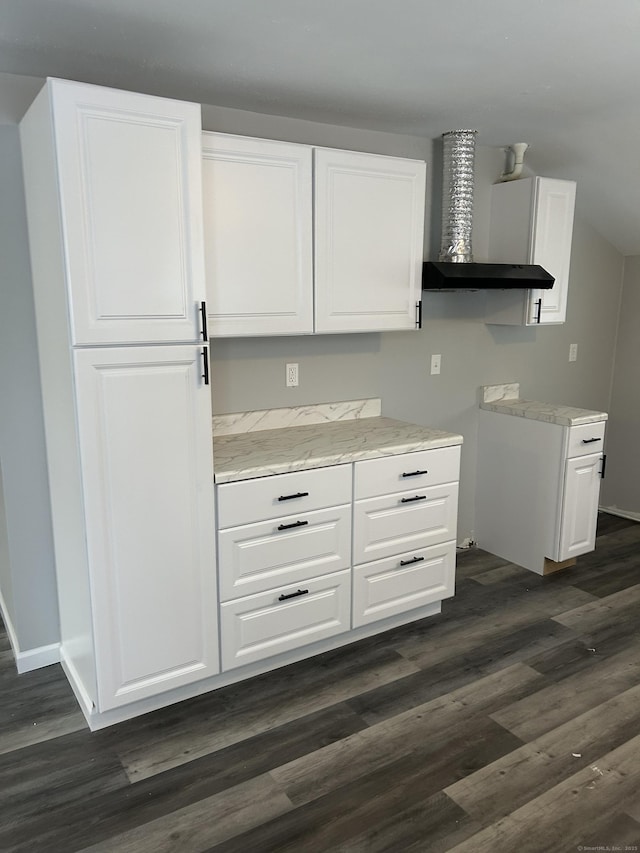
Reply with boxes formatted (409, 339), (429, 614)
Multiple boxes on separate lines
(213, 417), (463, 483)
(480, 398), (608, 426)
(479, 383), (608, 426)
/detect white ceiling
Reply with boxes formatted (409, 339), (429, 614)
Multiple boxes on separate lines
(2, 0), (639, 254)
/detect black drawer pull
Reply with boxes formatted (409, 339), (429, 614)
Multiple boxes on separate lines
(278, 491), (309, 502)
(402, 469), (428, 478)
(277, 520), (309, 531)
(582, 437), (602, 444)
(400, 495), (427, 503)
(400, 556), (425, 566)
(278, 588), (309, 602)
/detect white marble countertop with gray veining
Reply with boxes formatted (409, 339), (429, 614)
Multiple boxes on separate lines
(213, 417), (464, 483)
(480, 398), (608, 426)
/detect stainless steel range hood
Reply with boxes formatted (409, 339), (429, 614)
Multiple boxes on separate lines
(422, 130), (555, 292)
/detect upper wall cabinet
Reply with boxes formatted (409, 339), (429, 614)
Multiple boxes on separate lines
(485, 177), (576, 326)
(201, 134), (426, 337)
(202, 133), (314, 337)
(314, 148), (426, 334)
(31, 79), (207, 345)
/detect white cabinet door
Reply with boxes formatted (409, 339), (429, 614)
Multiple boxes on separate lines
(220, 569), (351, 671)
(202, 133), (313, 337)
(353, 482), (458, 565)
(51, 79), (206, 345)
(353, 541), (455, 628)
(314, 148), (425, 333)
(73, 345), (218, 711)
(486, 176), (576, 326)
(526, 178), (577, 325)
(558, 453), (603, 561)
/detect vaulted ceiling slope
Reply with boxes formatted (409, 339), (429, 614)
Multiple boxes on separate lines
(2, 0), (639, 254)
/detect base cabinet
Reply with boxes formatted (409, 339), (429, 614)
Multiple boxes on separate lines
(477, 410), (606, 574)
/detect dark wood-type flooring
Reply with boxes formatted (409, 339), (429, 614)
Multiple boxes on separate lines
(2, 512), (640, 852)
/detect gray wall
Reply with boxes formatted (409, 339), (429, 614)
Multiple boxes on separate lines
(601, 255), (640, 518)
(0, 125), (59, 651)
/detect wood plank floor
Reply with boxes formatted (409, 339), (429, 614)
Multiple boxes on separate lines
(2, 512), (640, 852)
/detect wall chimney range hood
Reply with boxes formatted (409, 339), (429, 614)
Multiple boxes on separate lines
(423, 130), (555, 292)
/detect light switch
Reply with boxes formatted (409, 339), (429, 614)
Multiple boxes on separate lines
(430, 354), (441, 375)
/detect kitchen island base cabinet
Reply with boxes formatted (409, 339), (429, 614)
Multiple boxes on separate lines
(477, 410), (605, 575)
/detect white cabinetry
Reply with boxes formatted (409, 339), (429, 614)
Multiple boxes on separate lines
(20, 79), (218, 722)
(201, 134), (314, 337)
(476, 411), (606, 575)
(314, 148), (426, 333)
(217, 466), (352, 669)
(352, 447), (459, 626)
(486, 177), (576, 326)
(201, 134), (426, 337)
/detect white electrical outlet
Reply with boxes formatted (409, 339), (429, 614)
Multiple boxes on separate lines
(430, 354), (442, 375)
(286, 362), (299, 387)
(569, 343), (578, 362)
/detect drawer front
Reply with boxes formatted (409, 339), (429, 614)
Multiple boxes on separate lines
(566, 421), (606, 459)
(218, 505), (351, 601)
(353, 541), (456, 628)
(220, 569), (351, 670)
(354, 445), (460, 500)
(353, 482), (458, 565)
(217, 464), (352, 528)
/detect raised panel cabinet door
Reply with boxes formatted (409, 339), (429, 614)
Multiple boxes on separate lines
(50, 79), (207, 344)
(314, 148), (426, 333)
(527, 178), (576, 325)
(73, 345), (218, 711)
(557, 453), (602, 562)
(202, 133), (313, 337)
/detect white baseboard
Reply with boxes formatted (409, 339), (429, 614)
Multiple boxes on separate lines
(0, 584), (60, 673)
(599, 505), (640, 523)
(16, 642), (60, 673)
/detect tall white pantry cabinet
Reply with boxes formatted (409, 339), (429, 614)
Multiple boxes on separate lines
(20, 79), (219, 723)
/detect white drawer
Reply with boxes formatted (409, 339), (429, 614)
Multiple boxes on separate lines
(217, 464), (352, 529)
(566, 421), (606, 459)
(353, 481), (458, 565)
(218, 505), (351, 601)
(354, 445), (460, 500)
(353, 540), (455, 628)
(220, 569), (351, 671)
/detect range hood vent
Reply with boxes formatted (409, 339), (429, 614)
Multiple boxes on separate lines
(423, 129), (555, 291)
(423, 261), (555, 291)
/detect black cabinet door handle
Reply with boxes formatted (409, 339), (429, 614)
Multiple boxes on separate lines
(534, 297), (543, 323)
(200, 301), (208, 341)
(277, 520), (309, 531)
(278, 588), (309, 601)
(278, 491), (309, 502)
(400, 556), (425, 566)
(600, 454), (607, 479)
(201, 347), (209, 385)
(582, 437), (602, 444)
(402, 470), (428, 478)
(400, 495), (427, 503)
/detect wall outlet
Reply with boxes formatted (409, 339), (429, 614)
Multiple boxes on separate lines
(430, 354), (441, 375)
(569, 343), (578, 362)
(286, 362), (299, 387)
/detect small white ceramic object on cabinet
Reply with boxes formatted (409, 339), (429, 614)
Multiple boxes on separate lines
(201, 133), (314, 337)
(314, 148), (426, 333)
(33, 78), (207, 345)
(476, 411), (606, 574)
(486, 177), (576, 326)
(352, 446), (460, 626)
